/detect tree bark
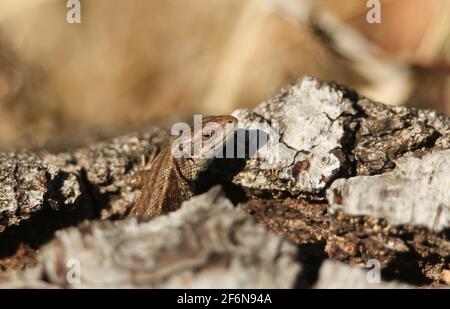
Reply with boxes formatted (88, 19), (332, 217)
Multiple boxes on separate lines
(0, 76), (449, 287)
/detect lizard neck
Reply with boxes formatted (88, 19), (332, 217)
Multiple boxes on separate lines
(174, 156), (209, 182)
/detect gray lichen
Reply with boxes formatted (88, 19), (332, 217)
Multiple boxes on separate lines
(328, 149), (450, 232)
(0, 129), (167, 231)
(232, 76), (358, 195)
(72, 130), (168, 218)
(354, 99), (443, 175)
(315, 260), (413, 289)
(0, 153), (54, 231)
(231, 76), (450, 236)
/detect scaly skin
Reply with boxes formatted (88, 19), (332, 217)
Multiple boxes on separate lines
(128, 115), (238, 221)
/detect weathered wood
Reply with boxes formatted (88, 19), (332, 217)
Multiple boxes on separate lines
(0, 187), (300, 288)
(232, 77), (358, 195)
(231, 76), (450, 285)
(315, 260), (413, 289)
(0, 129), (167, 232)
(328, 149), (450, 232)
(232, 76), (449, 198)
(0, 76), (449, 287)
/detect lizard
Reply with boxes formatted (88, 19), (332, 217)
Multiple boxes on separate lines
(127, 115), (238, 221)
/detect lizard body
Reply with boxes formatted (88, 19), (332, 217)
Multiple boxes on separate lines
(128, 115), (238, 221)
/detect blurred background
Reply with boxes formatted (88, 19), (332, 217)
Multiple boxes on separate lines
(0, 0), (449, 151)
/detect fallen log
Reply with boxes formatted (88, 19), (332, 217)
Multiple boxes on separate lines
(0, 76), (449, 287)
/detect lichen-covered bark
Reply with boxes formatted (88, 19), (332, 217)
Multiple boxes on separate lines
(230, 76), (450, 285)
(0, 152), (79, 232)
(315, 260), (413, 289)
(232, 77), (358, 195)
(232, 77), (449, 198)
(71, 130), (168, 218)
(353, 99), (446, 175)
(0, 76), (449, 287)
(0, 129), (167, 232)
(328, 149), (450, 232)
(0, 187), (300, 288)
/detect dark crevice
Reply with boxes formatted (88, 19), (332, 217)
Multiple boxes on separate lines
(0, 169), (105, 272)
(239, 193), (449, 286)
(76, 168), (110, 219)
(195, 157), (248, 206)
(195, 128), (261, 204)
(294, 242), (327, 288)
(381, 251), (433, 286)
(0, 204), (94, 271)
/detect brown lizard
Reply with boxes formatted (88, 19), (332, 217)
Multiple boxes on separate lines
(127, 115), (238, 221)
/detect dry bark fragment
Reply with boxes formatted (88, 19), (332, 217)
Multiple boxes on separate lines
(0, 187), (300, 288)
(354, 99), (443, 175)
(72, 129), (168, 218)
(0, 129), (167, 232)
(239, 198), (329, 244)
(228, 76), (449, 285)
(231, 76), (449, 205)
(0, 152), (78, 232)
(1, 75), (450, 287)
(232, 77), (358, 196)
(315, 260), (414, 289)
(328, 149), (450, 232)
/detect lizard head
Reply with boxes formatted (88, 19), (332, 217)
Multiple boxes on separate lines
(171, 115), (238, 180)
(192, 115), (238, 159)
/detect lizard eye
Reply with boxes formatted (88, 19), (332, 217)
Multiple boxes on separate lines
(202, 131), (214, 139)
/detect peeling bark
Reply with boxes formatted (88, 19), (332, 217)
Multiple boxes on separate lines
(328, 150), (450, 232)
(315, 260), (413, 289)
